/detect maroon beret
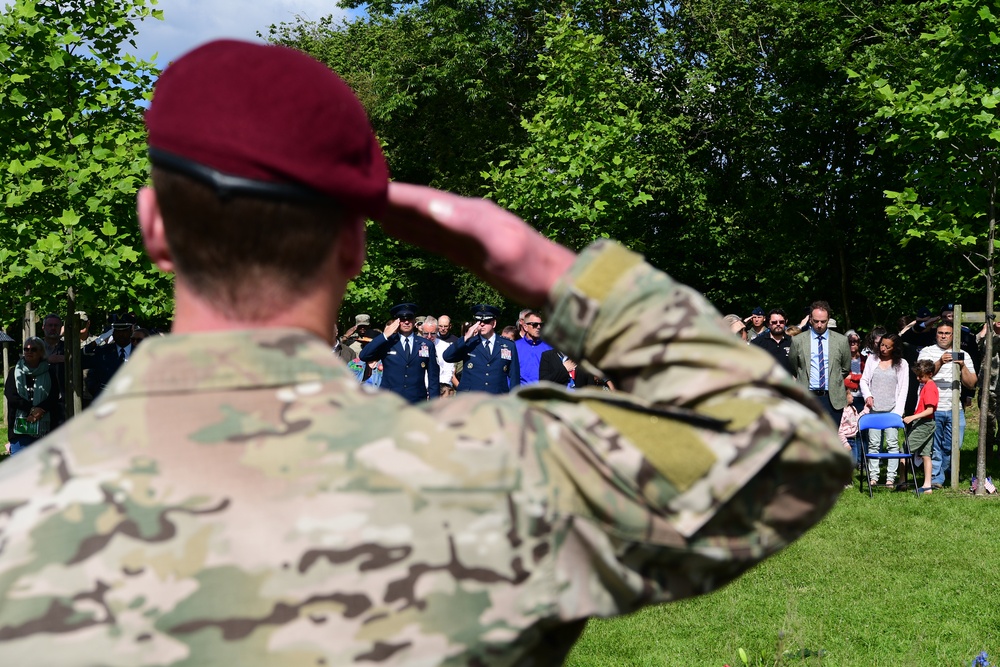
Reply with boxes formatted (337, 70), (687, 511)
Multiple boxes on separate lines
(146, 39), (388, 217)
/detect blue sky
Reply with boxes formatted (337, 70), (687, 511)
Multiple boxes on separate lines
(131, 0), (351, 66)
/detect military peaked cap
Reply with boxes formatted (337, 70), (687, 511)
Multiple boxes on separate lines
(471, 304), (501, 321)
(390, 303), (418, 320)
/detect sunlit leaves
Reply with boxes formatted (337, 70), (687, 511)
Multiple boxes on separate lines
(484, 14), (654, 252)
(853, 0), (999, 254)
(0, 0), (172, 324)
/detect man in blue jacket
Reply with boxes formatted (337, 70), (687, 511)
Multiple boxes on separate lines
(360, 303), (439, 403)
(444, 305), (520, 394)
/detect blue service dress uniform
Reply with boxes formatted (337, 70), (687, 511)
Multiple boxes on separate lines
(443, 335), (520, 394)
(84, 343), (129, 400)
(359, 333), (439, 403)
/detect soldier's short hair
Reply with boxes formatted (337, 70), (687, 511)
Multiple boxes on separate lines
(152, 167), (344, 321)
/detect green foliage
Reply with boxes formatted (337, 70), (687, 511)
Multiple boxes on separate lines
(852, 0), (999, 255)
(271, 0), (994, 329)
(271, 2), (679, 320)
(0, 0), (172, 326)
(659, 0), (948, 324)
(483, 14), (654, 252)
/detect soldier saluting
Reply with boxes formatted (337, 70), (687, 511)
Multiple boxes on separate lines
(359, 302), (439, 402)
(443, 304), (520, 394)
(0, 39), (850, 665)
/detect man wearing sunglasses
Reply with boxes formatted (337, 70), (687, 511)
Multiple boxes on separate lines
(751, 308), (794, 374)
(515, 310), (552, 385)
(359, 302), (440, 403)
(444, 304), (521, 394)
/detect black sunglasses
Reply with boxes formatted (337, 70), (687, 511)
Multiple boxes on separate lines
(525, 322), (544, 328)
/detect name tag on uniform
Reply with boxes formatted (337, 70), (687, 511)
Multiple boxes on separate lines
(500, 347), (511, 361)
(387, 350), (397, 355)
(419, 344), (429, 358)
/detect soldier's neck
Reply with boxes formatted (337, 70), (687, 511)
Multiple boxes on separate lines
(170, 278), (343, 344)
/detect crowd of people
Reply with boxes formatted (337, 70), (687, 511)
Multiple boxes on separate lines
(5, 302), (614, 454)
(4, 312), (158, 455)
(723, 301), (999, 493)
(10, 298), (998, 490)
(333, 304), (613, 400)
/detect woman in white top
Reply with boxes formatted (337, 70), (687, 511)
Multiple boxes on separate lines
(860, 333), (910, 487)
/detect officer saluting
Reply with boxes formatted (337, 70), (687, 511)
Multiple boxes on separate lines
(359, 303), (439, 403)
(444, 304), (520, 394)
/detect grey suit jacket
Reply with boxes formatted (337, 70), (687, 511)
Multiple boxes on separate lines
(789, 329), (851, 410)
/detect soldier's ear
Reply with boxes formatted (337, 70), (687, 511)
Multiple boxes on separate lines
(138, 187), (175, 274)
(335, 215), (366, 280)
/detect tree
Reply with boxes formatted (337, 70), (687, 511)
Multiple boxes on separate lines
(0, 0), (172, 413)
(659, 0), (953, 323)
(483, 13), (655, 252)
(851, 0), (1000, 491)
(273, 0), (974, 333)
(270, 1), (666, 321)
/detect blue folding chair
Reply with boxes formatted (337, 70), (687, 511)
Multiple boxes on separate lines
(856, 412), (919, 498)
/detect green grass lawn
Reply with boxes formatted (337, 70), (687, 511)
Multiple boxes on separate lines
(567, 423), (1000, 667)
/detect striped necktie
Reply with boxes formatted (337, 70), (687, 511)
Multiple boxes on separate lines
(817, 335), (826, 390)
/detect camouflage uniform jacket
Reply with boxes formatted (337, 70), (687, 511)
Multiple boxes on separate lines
(0, 241), (850, 666)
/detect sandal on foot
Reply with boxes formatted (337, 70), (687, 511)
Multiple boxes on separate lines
(917, 487), (933, 495)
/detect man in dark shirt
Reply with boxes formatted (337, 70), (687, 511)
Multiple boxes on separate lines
(752, 308), (793, 374)
(437, 314), (459, 344)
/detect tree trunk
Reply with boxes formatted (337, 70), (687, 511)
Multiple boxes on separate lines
(64, 288), (83, 420)
(1, 343), (8, 433)
(23, 296), (35, 345)
(838, 244), (851, 330)
(952, 304), (962, 489)
(975, 174), (997, 496)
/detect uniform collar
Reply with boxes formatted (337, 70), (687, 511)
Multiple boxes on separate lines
(95, 328), (354, 398)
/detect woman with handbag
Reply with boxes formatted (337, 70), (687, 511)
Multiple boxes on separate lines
(4, 336), (60, 455)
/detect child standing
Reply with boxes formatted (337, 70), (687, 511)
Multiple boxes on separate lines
(903, 359), (939, 494)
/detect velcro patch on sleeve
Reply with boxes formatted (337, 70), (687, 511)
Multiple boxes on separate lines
(573, 243), (643, 303)
(583, 400), (717, 493)
(696, 398), (769, 432)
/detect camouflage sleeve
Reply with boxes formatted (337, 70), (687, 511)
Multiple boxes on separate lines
(521, 239), (851, 615)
